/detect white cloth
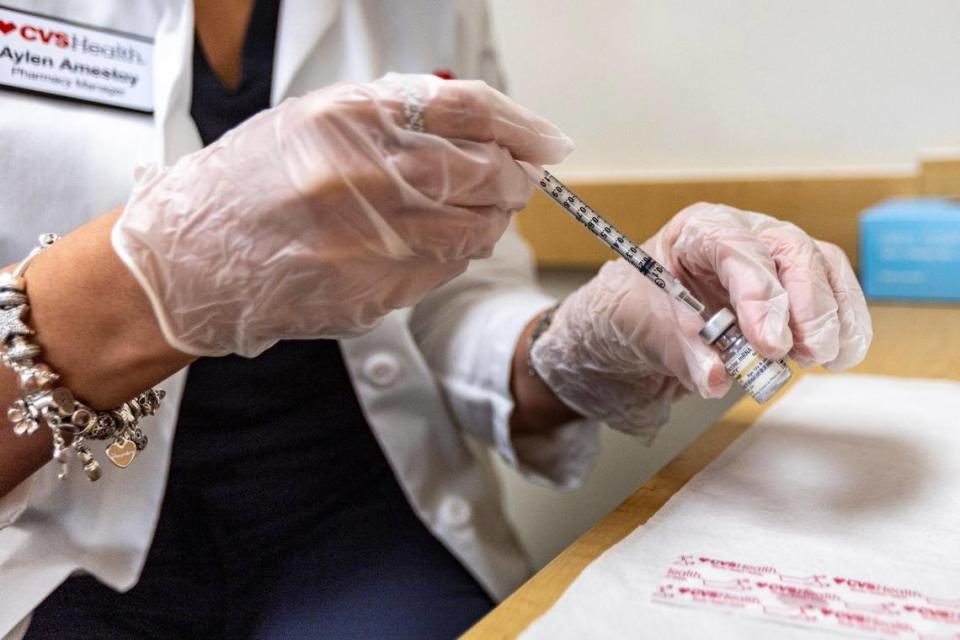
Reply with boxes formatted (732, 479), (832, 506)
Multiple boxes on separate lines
(522, 374), (960, 639)
(0, 2), (599, 637)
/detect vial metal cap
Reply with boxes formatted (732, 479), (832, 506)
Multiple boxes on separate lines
(699, 308), (736, 345)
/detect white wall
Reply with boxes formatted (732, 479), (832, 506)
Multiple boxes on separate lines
(489, 0), (960, 178)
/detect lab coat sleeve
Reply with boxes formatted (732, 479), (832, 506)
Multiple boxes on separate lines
(410, 223), (600, 490)
(413, 3), (599, 487)
(0, 477), (34, 530)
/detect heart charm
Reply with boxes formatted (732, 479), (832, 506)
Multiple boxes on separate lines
(0, 21), (16, 35)
(106, 439), (137, 468)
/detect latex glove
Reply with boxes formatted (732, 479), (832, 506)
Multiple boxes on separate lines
(113, 73), (573, 357)
(530, 202), (872, 435)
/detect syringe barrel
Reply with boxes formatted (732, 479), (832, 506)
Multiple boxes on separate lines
(537, 170), (707, 317)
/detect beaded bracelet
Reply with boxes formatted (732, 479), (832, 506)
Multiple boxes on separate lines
(0, 234), (165, 481)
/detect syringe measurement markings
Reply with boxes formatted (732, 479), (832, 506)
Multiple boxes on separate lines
(541, 173), (650, 263)
(537, 170), (706, 317)
(542, 177), (655, 275)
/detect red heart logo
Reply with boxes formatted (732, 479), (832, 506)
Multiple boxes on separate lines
(0, 21), (16, 35)
(834, 578), (846, 584)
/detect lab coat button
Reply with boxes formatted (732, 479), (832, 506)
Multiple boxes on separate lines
(439, 496), (472, 527)
(363, 353), (402, 387)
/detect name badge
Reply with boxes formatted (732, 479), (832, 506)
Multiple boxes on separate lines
(0, 5), (153, 113)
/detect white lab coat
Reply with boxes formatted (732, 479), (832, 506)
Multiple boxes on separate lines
(0, 1), (600, 637)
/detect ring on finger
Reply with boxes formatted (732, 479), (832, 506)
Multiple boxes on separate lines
(401, 82), (425, 133)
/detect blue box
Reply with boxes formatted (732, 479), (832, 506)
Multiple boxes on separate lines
(859, 198), (960, 302)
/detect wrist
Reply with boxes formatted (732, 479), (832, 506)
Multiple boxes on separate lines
(509, 306), (580, 434)
(3, 232), (169, 480)
(24, 208), (194, 408)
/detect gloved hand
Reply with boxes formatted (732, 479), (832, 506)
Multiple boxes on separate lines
(530, 202), (873, 434)
(112, 73), (573, 357)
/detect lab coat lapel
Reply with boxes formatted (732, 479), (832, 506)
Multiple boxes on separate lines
(154, 0), (199, 163)
(272, 0), (340, 104)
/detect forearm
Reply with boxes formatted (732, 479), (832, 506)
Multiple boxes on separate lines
(509, 313), (580, 434)
(0, 208), (193, 497)
(0, 368), (51, 498)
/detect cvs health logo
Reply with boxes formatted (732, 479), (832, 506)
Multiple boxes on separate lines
(0, 19), (69, 47)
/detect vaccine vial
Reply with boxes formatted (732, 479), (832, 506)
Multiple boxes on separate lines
(699, 308), (793, 404)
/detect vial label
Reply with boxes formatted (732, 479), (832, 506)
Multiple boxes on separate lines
(724, 342), (792, 404)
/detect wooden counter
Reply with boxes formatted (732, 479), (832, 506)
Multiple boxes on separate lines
(463, 303), (960, 639)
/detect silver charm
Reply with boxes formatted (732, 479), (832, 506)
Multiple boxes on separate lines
(0, 290), (27, 307)
(18, 364), (59, 395)
(86, 413), (117, 440)
(38, 233), (60, 248)
(77, 446), (102, 481)
(8, 399), (39, 436)
(106, 438), (138, 468)
(52, 432), (69, 479)
(0, 272), (26, 291)
(0, 304), (32, 345)
(2, 337), (42, 365)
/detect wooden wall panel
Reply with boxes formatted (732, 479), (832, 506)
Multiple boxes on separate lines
(920, 159), (960, 195)
(516, 173), (920, 269)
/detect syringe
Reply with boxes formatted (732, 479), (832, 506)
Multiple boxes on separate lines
(535, 169), (792, 404)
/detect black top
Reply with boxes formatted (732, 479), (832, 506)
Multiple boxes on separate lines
(189, 0), (279, 144)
